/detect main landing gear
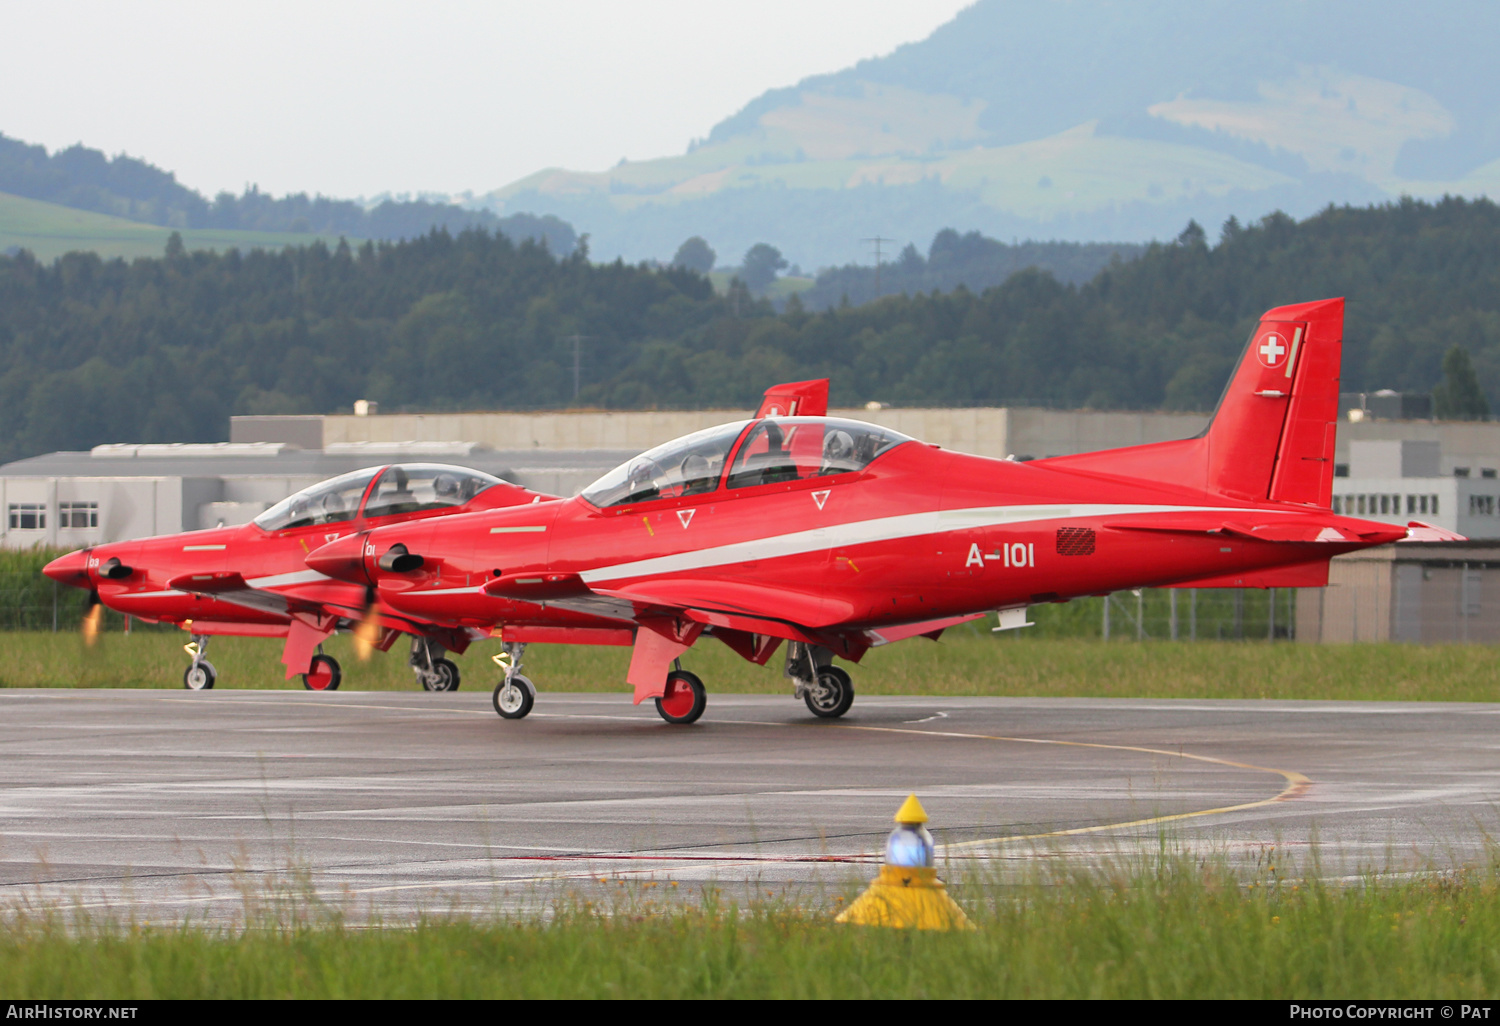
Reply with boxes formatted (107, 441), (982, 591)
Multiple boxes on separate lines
(303, 650), (342, 691)
(786, 642), (854, 719)
(491, 642), (536, 719)
(410, 636), (460, 692)
(656, 663), (706, 725)
(182, 635), (217, 690)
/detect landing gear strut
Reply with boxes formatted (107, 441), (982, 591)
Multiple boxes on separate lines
(492, 642), (536, 719)
(182, 635), (217, 690)
(410, 636), (460, 692)
(786, 642), (854, 718)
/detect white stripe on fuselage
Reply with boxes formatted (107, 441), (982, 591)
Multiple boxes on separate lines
(577, 502), (1300, 585)
(126, 568), (330, 600)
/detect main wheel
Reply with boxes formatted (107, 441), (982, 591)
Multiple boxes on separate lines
(655, 670), (706, 725)
(493, 674), (535, 719)
(803, 666), (854, 719)
(422, 657), (461, 692)
(183, 660), (217, 691)
(302, 654), (342, 692)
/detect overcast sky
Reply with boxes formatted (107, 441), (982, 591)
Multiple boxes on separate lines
(0, 0), (971, 200)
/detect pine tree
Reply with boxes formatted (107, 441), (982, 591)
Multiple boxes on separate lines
(1433, 346), (1490, 420)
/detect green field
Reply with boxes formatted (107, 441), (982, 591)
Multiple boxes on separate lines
(4, 627), (1500, 702)
(0, 191), (351, 262)
(6, 852), (1500, 998)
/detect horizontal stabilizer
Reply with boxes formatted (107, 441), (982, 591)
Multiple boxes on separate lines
(1401, 520), (1467, 542)
(1165, 560), (1330, 589)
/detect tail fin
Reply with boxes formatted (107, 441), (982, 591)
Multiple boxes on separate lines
(757, 379), (828, 418)
(1041, 298), (1343, 505)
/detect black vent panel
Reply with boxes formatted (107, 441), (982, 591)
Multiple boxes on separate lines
(1056, 527), (1095, 556)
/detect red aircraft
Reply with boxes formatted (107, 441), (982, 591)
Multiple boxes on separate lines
(43, 463), (557, 691)
(307, 299), (1455, 724)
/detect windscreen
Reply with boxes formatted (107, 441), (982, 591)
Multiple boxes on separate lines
(581, 421), (750, 508)
(253, 468), (381, 532)
(362, 464), (503, 518)
(725, 417), (911, 489)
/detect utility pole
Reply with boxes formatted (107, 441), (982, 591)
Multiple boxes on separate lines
(563, 335), (591, 403)
(861, 236), (892, 299)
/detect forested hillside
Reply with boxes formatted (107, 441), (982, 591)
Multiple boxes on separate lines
(2, 196), (1499, 463)
(797, 231), (1145, 308)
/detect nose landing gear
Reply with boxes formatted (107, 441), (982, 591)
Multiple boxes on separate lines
(182, 635), (217, 690)
(492, 642), (536, 719)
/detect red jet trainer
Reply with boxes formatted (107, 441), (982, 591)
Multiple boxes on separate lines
(44, 463), (557, 691)
(308, 300), (1455, 724)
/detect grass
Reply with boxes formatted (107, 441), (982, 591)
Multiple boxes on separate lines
(4, 626), (1500, 701)
(0, 191), (352, 263)
(6, 852), (1500, 998)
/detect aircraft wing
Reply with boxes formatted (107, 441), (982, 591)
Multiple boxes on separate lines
(166, 570), (329, 618)
(1108, 519), (1404, 543)
(484, 571), (854, 639)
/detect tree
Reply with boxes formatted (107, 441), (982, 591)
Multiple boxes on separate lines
(1433, 345), (1490, 420)
(672, 236), (716, 274)
(740, 243), (787, 296)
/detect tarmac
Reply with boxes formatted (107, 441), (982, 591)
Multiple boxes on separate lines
(1, 688), (1497, 923)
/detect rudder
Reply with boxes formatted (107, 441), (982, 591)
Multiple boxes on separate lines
(1204, 297), (1342, 505)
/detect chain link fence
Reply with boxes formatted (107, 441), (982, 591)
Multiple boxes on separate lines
(996, 588), (1300, 641)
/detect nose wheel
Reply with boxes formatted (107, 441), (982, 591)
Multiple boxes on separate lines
(182, 635), (216, 690)
(491, 642), (536, 719)
(183, 660), (217, 690)
(493, 675), (536, 719)
(656, 669), (706, 724)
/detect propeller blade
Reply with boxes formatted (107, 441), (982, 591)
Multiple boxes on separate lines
(81, 592), (103, 648)
(353, 592), (381, 662)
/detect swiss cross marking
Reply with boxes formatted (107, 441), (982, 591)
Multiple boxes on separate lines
(1257, 332), (1287, 368)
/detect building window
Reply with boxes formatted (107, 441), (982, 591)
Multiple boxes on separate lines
(1419, 495), (1429, 515)
(1334, 463), (1349, 478)
(58, 502), (98, 529)
(1468, 495), (1496, 516)
(1485, 469), (1497, 479)
(1456, 467), (1471, 478)
(1332, 496), (1342, 514)
(1433, 495), (1440, 516)
(7, 503), (46, 530)
(1380, 494), (1390, 515)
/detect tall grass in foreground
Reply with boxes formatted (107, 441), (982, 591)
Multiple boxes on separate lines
(6, 852), (1500, 998)
(3, 627), (1499, 702)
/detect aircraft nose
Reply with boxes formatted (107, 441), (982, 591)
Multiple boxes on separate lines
(306, 533), (369, 584)
(43, 549), (91, 587)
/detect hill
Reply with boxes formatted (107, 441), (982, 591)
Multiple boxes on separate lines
(0, 133), (578, 256)
(2, 197), (1500, 463)
(478, 0), (1500, 269)
(0, 192), (346, 262)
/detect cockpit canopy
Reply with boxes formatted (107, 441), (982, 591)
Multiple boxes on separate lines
(581, 417), (911, 509)
(253, 464), (502, 532)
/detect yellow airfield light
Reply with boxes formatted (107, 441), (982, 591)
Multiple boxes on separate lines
(835, 793), (974, 931)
